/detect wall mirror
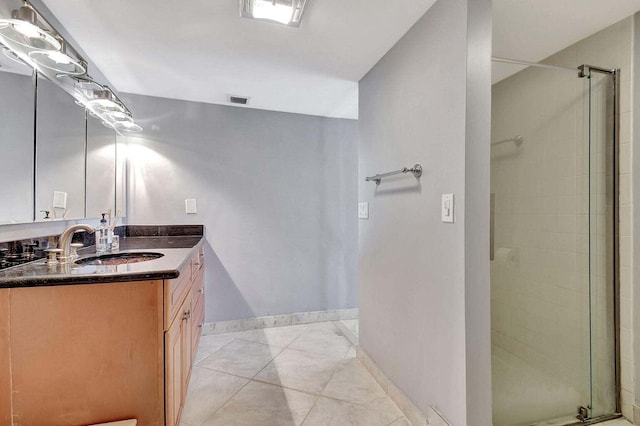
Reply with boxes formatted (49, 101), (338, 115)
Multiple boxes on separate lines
(0, 50), (35, 224)
(86, 115), (116, 218)
(35, 76), (87, 222)
(0, 0), (131, 227)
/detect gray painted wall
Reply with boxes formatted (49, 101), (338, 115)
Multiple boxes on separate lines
(358, 0), (491, 424)
(120, 93), (358, 322)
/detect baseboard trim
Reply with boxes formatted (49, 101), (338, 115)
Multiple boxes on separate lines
(357, 347), (451, 426)
(333, 320), (359, 346)
(202, 308), (359, 335)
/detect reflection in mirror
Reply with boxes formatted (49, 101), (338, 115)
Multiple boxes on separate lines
(115, 136), (127, 218)
(35, 76), (86, 222)
(0, 48), (35, 224)
(86, 115), (116, 218)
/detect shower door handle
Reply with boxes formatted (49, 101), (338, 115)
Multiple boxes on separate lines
(490, 193), (495, 261)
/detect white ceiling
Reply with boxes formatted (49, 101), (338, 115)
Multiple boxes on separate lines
(492, 0), (640, 84)
(40, 0), (437, 119)
(37, 0), (640, 117)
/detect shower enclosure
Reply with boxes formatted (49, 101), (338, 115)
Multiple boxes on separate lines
(490, 57), (619, 425)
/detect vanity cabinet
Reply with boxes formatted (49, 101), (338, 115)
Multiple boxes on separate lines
(166, 245), (205, 426)
(0, 246), (205, 426)
(191, 246), (205, 355)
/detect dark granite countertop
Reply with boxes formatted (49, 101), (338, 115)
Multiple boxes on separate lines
(0, 236), (205, 288)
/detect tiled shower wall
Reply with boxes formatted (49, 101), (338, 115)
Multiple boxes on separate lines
(491, 17), (634, 420)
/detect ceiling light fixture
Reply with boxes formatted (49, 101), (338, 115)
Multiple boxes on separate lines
(240, 0), (308, 27)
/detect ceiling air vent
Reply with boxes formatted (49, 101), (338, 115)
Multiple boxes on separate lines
(227, 95), (250, 105)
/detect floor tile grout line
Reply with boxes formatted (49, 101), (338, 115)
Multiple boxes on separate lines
(193, 335), (240, 366)
(195, 375), (252, 426)
(190, 321), (391, 425)
(299, 393), (322, 425)
(283, 345), (351, 359)
(195, 343), (284, 381)
(384, 415), (408, 426)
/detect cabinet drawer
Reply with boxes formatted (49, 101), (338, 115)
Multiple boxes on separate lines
(164, 263), (191, 330)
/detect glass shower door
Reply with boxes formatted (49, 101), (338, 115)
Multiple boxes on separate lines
(586, 69), (617, 420)
(490, 60), (617, 425)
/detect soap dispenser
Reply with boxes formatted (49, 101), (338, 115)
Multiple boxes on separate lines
(96, 213), (109, 254)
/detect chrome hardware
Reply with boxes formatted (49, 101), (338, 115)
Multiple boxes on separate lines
(490, 193), (495, 261)
(57, 224), (95, 264)
(577, 406), (591, 422)
(45, 248), (63, 265)
(69, 243), (83, 261)
(365, 164), (422, 185)
(198, 289), (204, 294)
(491, 135), (523, 147)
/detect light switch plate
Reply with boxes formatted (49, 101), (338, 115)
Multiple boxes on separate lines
(358, 202), (369, 219)
(441, 194), (454, 223)
(185, 199), (197, 214)
(52, 191), (67, 209)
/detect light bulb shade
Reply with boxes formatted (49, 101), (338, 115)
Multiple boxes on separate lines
(57, 74), (104, 99)
(29, 49), (86, 75)
(0, 47), (33, 76)
(112, 120), (143, 132)
(86, 89), (125, 114)
(104, 110), (132, 122)
(240, 0), (307, 27)
(0, 6), (61, 51)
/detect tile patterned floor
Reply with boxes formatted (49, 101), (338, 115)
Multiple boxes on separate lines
(181, 321), (406, 426)
(600, 420), (633, 426)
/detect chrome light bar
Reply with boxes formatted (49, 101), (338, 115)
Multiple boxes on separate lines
(0, 1), (142, 133)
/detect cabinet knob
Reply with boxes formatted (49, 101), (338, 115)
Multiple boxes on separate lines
(183, 309), (191, 321)
(198, 289), (204, 294)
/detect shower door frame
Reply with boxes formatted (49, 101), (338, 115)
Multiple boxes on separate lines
(490, 57), (622, 426)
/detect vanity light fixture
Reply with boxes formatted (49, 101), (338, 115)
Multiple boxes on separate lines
(0, 4), (61, 51)
(0, 1), (143, 133)
(29, 40), (86, 75)
(240, 0), (308, 27)
(86, 87), (126, 114)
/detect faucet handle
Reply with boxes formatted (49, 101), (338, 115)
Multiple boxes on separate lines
(45, 248), (63, 265)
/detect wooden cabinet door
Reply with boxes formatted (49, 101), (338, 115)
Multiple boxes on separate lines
(0, 289), (10, 426)
(191, 267), (205, 360)
(181, 296), (193, 399)
(165, 308), (182, 426)
(165, 290), (192, 426)
(10, 281), (165, 426)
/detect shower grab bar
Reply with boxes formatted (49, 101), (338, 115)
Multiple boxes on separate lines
(491, 135), (523, 146)
(365, 164), (422, 185)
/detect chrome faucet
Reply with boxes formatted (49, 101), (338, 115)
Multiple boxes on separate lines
(58, 224), (95, 263)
